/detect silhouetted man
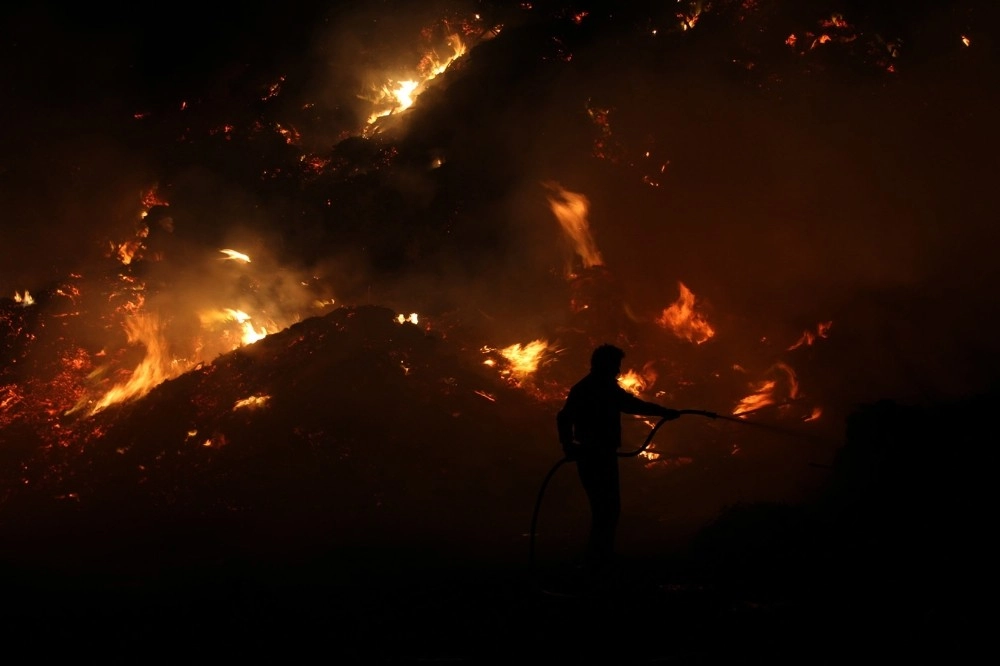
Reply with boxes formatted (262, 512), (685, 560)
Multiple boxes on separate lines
(557, 344), (680, 572)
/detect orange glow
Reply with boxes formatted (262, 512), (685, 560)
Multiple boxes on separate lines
(656, 282), (715, 344)
(14, 291), (34, 306)
(544, 182), (604, 271)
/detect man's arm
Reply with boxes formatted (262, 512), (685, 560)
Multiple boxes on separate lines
(617, 388), (681, 420)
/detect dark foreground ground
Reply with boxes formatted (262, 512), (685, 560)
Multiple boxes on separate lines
(1, 393), (991, 663)
(0, 545), (980, 665)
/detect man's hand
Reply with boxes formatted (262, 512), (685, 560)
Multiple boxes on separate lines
(659, 408), (681, 421)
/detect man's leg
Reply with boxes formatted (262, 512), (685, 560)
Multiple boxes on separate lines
(577, 451), (620, 569)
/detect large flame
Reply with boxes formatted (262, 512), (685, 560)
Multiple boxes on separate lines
(365, 33), (467, 128)
(88, 314), (178, 414)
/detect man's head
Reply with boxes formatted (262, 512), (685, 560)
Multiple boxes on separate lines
(590, 343), (625, 378)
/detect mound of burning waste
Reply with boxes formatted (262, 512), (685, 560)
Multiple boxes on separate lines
(0, 305), (557, 574)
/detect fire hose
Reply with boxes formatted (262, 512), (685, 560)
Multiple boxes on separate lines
(528, 408), (719, 567)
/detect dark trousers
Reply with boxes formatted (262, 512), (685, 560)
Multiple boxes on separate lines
(575, 448), (620, 567)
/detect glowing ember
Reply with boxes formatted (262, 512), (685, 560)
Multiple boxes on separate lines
(545, 182), (604, 271)
(656, 282), (715, 344)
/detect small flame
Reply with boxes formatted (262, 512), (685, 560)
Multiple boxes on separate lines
(485, 339), (551, 387)
(656, 282), (715, 344)
(220, 249), (251, 263)
(733, 362), (800, 416)
(788, 320), (833, 350)
(14, 291), (34, 306)
(396, 313), (419, 325)
(233, 395), (270, 410)
(544, 182), (604, 271)
(618, 369), (648, 396)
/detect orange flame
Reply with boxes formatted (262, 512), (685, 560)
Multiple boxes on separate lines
(233, 395), (270, 411)
(545, 182), (604, 271)
(733, 362), (800, 416)
(618, 369), (648, 396)
(656, 282), (715, 344)
(89, 314), (179, 414)
(788, 320), (832, 350)
(220, 249), (251, 263)
(365, 33), (467, 128)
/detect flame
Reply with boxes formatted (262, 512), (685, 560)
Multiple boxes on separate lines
(733, 362), (800, 416)
(89, 314), (178, 414)
(201, 309), (273, 347)
(396, 313), (419, 325)
(220, 249), (251, 263)
(500, 340), (549, 377)
(618, 369), (648, 396)
(656, 282), (715, 344)
(14, 291), (34, 306)
(484, 340), (550, 387)
(233, 395), (270, 411)
(788, 320), (832, 350)
(678, 2), (703, 31)
(365, 33), (466, 128)
(544, 182), (604, 271)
